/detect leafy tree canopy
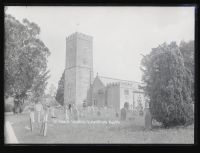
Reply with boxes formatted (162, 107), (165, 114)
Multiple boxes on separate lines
(5, 13), (50, 109)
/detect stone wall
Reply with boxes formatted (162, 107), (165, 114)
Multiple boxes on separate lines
(133, 92), (145, 109)
(119, 82), (134, 110)
(106, 84), (120, 113)
(65, 68), (76, 105)
(76, 67), (93, 106)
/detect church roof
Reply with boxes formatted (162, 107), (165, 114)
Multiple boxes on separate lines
(91, 75), (105, 93)
(93, 76), (105, 87)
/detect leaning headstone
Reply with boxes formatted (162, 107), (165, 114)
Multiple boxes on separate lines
(145, 108), (152, 130)
(120, 108), (126, 121)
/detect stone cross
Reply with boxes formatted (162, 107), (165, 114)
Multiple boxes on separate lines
(144, 104), (152, 130)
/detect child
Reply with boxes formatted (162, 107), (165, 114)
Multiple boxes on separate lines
(40, 105), (49, 136)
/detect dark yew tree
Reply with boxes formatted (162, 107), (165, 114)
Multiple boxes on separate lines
(179, 40), (194, 103)
(141, 42), (194, 127)
(55, 70), (65, 106)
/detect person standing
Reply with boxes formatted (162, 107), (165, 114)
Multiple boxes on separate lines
(68, 104), (72, 121)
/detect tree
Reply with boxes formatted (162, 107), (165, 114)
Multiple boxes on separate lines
(55, 71), (65, 106)
(141, 42), (194, 127)
(179, 40), (194, 102)
(48, 84), (57, 98)
(30, 70), (50, 104)
(5, 14), (50, 113)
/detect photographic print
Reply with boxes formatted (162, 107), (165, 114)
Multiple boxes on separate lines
(4, 6), (195, 144)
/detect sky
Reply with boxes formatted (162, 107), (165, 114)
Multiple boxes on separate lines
(6, 6), (195, 92)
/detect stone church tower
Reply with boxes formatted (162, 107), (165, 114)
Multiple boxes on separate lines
(64, 32), (93, 107)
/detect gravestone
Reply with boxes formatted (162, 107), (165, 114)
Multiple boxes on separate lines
(65, 109), (69, 121)
(35, 103), (43, 123)
(29, 106), (35, 132)
(139, 109), (144, 116)
(97, 111), (101, 116)
(50, 107), (55, 117)
(116, 112), (119, 118)
(73, 108), (79, 121)
(145, 108), (152, 130)
(40, 106), (49, 136)
(120, 108), (126, 121)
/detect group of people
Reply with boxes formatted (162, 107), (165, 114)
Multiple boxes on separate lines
(29, 102), (55, 136)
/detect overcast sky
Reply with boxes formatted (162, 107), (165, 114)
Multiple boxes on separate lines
(6, 6), (195, 91)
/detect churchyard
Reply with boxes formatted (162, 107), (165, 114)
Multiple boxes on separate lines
(5, 107), (194, 144)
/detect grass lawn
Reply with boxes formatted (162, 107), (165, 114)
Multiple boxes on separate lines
(5, 109), (194, 144)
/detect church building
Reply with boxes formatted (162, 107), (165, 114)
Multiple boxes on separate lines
(64, 32), (146, 112)
(86, 74), (146, 114)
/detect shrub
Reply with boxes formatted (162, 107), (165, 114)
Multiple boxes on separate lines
(5, 103), (14, 112)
